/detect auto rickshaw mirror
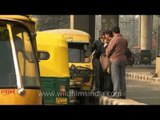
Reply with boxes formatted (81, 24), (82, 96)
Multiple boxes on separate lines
(38, 52), (50, 60)
(84, 44), (89, 51)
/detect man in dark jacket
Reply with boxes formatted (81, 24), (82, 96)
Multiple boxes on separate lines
(91, 31), (105, 91)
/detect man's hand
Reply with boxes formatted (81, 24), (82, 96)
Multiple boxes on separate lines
(103, 53), (106, 57)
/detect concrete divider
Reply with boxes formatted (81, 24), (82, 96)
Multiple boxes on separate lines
(99, 96), (146, 105)
(125, 72), (160, 83)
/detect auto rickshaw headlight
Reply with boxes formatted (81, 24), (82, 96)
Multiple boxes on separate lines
(84, 57), (90, 63)
(70, 64), (76, 70)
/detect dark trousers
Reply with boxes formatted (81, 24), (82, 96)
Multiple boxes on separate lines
(103, 73), (113, 93)
(92, 58), (103, 90)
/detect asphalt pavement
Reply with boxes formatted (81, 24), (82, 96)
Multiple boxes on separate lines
(126, 64), (160, 105)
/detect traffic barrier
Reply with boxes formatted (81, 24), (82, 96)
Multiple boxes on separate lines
(99, 96), (146, 105)
(126, 72), (151, 80)
(126, 72), (160, 84)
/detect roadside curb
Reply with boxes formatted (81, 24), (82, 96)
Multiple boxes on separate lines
(125, 72), (160, 83)
(99, 96), (146, 105)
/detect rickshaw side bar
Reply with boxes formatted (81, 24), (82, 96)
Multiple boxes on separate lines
(7, 24), (25, 95)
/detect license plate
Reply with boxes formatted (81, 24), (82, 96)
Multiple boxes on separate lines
(56, 98), (68, 104)
(144, 57), (148, 59)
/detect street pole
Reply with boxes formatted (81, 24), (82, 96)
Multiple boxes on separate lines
(138, 15), (141, 50)
(133, 15), (135, 44)
(70, 15), (74, 29)
(156, 16), (159, 57)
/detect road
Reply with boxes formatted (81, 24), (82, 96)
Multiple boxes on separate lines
(126, 78), (160, 105)
(86, 64), (160, 105)
(126, 64), (160, 105)
(126, 64), (155, 72)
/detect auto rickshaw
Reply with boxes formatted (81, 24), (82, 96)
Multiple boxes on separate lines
(36, 31), (70, 105)
(0, 15), (42, 105)
(41, 29), (94, 104)
(134, 50), (152, 65)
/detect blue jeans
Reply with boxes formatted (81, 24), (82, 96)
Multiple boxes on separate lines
(111, 61), (126, 98)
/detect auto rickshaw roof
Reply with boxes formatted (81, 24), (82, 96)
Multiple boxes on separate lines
(43, 29), (91, 43)
(36, 31), (67, 47)
(0, 15), (34, 22)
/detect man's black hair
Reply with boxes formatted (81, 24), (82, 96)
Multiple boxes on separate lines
(99, 30), (105, 36)
(105, 29), (113, 37)
(112, 26), (120, 34)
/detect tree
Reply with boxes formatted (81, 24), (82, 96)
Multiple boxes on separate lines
(30, 15), (70, 31)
